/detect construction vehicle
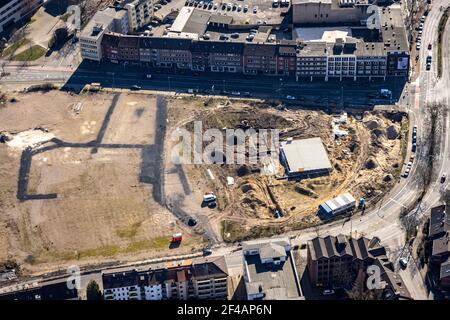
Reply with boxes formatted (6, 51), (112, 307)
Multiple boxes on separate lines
(171, 233), (182, 243)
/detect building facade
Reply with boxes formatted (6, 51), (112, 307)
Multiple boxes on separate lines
(0, 0), (43, 33)
(122, 0), (155, 31)
(103, 256), (228, 301)
(307, 234), (411, 299)
(80, 7), (129, 62)
(242, 238), (303, 300)
(81, 3), (410, 80)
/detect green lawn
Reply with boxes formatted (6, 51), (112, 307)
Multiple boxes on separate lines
(1, 38), (30, 57)
(13, 45), (47, 61)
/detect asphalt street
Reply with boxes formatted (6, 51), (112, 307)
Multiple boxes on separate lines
(0, 63), (404, 108)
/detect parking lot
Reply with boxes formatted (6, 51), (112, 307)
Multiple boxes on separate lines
(150, 0), (288, 27)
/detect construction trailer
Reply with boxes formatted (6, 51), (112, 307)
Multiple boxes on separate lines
(171, 233), (183, 243)
(319, 192), (356, 217)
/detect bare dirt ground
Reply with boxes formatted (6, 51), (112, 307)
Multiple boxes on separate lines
(0, 90), (202, 275)
(164, 96), (407, 242)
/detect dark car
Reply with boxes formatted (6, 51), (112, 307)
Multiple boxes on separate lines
(412, 142), (417, 152)
(188, 218), (197, 226)
(130, 85), (142, 90)
(203, 248), (213, 256)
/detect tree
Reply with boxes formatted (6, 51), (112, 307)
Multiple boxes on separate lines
(346, 268), (382, 300)
(86, 280), (102, 300)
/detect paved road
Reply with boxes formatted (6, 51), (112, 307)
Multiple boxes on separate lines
(0, 63), (404, 108)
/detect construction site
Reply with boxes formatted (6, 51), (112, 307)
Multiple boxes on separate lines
(0, 88), (408, 275)
(0, 90), (203, 275)
(165, 96), (408, 242)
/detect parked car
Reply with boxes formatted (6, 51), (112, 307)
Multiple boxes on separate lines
(203, 248), (213, 256)
(441, 173), (447, 183)
(286, 95), (296, 100)
(203, 192), (217, 202)
(130, 85), (142, 90)
(403, 168), (410, 178)
(323, 289), (335, 296)
(428, 43), (432, 50)
(144, 74), (152, 79)
(416, 43), (421, 50)
(399, 257), (408, 269)
(253, 6), (258, 13)
(188, 218), (197, 226)
(412, 142), (417, 152)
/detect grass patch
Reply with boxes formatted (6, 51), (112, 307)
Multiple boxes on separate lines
(60, 13), (71, 23)
(116, 222), (142, 239)
(13, 45), (46, 61)
(437, 7), (450, 79)
(151, 236), (170, 249)
(31, 236), (172, 264)
(221, 220), (284, 243)
(125, 240), (151, 253)
(1, 38), (30, 57)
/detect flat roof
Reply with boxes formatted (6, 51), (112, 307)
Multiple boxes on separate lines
(321, 192), (356, 211)
(170, 6), (195, 33)
(81, 7), (127, 40)
(280, 137), (332, 173)
(244, 254), (302, 300)
(429, 205), (449, 238)
(294, 27), (353, 42)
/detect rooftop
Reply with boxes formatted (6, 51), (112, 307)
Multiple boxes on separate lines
(429, 205), (450, 238)
(81, 7), (128, 40)
(280, 137), (332, 174)
(432, 237), (450, 257)
(243, 239), (302, 300)
(243, 237), (291, 253)
(308, 235), (386, 261)
(440, 258), (450, 280)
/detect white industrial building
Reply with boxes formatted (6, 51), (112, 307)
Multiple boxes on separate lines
(279, 137), (332, 178)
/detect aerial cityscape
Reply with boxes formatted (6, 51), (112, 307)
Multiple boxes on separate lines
(0, 0), (449, 305)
